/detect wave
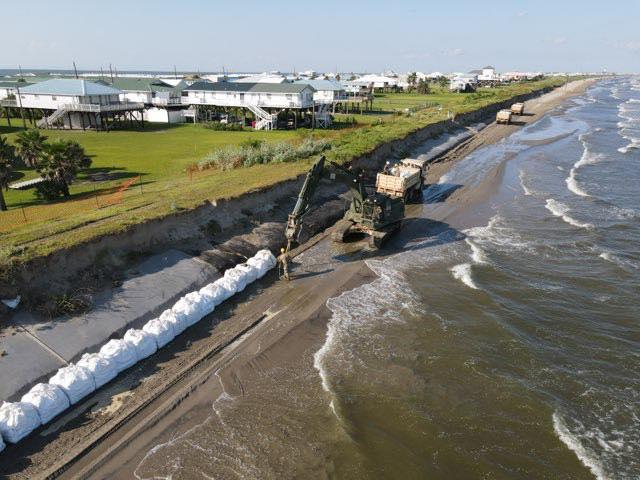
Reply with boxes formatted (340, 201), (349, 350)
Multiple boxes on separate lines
(617, 99), (640, 153)
(552, 412), (610, 480)
(545, 199), (594, 229)
(599, 251), (639, 271)
(566, 168), (590, 197)
(518, 169), (534, 196)
(450, 263), (478, 289)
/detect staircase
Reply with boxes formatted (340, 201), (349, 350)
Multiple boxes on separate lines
(247, 104), (278, 130)
(314, 103), (332, 128)
(37, 107), (68, 128)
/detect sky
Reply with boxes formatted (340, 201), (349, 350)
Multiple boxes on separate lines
(2, 0), (639, 74)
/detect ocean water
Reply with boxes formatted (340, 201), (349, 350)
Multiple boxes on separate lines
(132, 78), (639, 480)
(315, 77), (640, 479)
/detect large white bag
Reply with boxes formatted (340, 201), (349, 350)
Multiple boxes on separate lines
(247, 257), (269, 278)
(214, 276), (238, 300)
(76, 352), (118, 389)
(255, 249), (277, 268)
(0, 401), (41, 444)
(160, 308), (186, 335)
(172, 292), (204, 328)
(236, 263), (259, 283)
(99, 339), (137, 373)
(20, 383), (70, 424)
(124, 328), (157, 360)
(49, 364), (96, 405)
(184, 291), (208, 321)
(142, 317), (175, 348)
(224, 267), (248, 292)
(199, 283), (225, 313)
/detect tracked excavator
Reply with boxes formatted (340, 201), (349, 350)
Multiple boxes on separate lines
(278, 156), (405, 278)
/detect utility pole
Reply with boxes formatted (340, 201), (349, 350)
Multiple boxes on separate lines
(174, 65), (178, 79)
(73, 61), (79, 79)
(18, 64), (23, 78)
(15, 85), (27, 129)
(109, 64), (114, 83)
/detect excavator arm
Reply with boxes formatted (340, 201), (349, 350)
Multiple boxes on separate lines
(284, 156), (326, 250)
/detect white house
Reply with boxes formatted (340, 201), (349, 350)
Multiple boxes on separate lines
(183, 81), (315, 109)
(478, 66), (499, 82)
(294, 79), (346, 104)
(349, 74), (401, 90)
(13, 79), (143, 130)
(450, 74), (478, 92)
(109, 78), (186, 123)
(183, 81), (316, 129)
(0, 81), (33, 100)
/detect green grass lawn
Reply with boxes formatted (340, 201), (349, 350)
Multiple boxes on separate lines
(0, 121), (304, 207)
(0, 76), (574, 270)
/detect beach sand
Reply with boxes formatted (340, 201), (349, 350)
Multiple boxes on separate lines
(1, 78), (597, 480)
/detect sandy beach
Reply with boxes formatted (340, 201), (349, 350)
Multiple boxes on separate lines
(1, 78), (599, 479)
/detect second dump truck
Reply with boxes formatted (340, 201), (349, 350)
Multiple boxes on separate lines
(375, 157), (428, 202)
(511, 102), (525, 115)
(496, 109), (513, 124)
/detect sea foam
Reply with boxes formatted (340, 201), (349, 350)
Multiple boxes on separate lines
(552, 411), (609, 480)
(545, 199), (594, 230)
(450, 263), (478, 290)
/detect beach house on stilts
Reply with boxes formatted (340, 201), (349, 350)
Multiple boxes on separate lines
(7, 79), (144, 130)
(182, 81), (316, 130)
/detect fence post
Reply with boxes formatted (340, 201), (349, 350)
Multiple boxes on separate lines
(21, 207), (27, 223)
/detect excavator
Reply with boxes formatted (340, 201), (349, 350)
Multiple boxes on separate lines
(279, 156), (405, 278)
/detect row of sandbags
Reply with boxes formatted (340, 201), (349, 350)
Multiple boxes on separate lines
(0, 250), (277, 447)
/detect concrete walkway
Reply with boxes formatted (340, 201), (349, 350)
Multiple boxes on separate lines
(0, 249), (218, 401)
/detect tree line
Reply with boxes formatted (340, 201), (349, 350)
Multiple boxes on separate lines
(0, 131), (92, 211)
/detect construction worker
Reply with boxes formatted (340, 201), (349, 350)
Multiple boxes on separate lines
(278, 247), (290, 281)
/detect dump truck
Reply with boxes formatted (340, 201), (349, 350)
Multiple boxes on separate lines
(375, 157), (429, 202)
(511, 102), (525, 115)
(496, 109), (512, 124)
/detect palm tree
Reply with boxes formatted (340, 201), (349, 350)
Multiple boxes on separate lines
(15, 129), (47, 168)
(0, 135), (17, 211)
(37, 140), (91, 198)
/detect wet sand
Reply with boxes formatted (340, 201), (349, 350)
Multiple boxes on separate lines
(2, 79), (597, 480)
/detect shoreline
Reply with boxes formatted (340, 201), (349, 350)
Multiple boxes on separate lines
(0, 78), (598, 479)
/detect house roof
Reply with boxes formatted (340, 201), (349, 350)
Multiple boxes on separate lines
(483, 65), (495, 70)
(294, 79), (345, 91)
(0, 81), (33, 89)
(18, 79), (122, 96)
(108, 78), (175, 93)
(185, 81), (314, 94)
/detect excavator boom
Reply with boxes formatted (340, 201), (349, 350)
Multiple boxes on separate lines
(285, 156), (325, 249)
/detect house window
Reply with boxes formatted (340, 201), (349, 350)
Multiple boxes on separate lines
(51, 96), (57, 100)
(286, 94), (293, 100)
(181, 91), (188, 97)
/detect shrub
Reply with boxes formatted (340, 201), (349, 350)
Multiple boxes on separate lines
(203, 122), (244, 131)
(198, 138), (331, 171)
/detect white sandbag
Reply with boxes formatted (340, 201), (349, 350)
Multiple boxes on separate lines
(99, 339), (137, 373)
(172, 293), (203, 328)
(236, 263), (259, 283)
(20, 383), (69, 424)
(255, 249), (277, 268)
(160, 308), (187, 335)
(76, 352), (118, 389)
(185, 291), (209, 321)
(142, 317), (175, 348)
(124, 328), (157, 360)
(224, 267), (248, 292)
(49, 364), (96, 405)
(199, 283), (225, 313)
(0, 401), (41, 443)
(247, 257), (269, 278)
(214, 276), (238, 300)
